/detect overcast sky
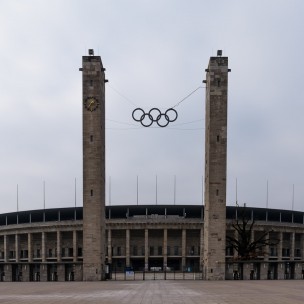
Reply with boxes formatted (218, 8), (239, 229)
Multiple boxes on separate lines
(1, 0), (304, 213)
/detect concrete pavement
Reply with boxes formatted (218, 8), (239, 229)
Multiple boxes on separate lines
(0, 280), (303, 304)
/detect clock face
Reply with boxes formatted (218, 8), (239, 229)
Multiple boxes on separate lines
(84, 97), (99, 112)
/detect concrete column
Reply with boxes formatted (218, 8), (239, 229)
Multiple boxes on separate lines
(144, 229), (149, 271)
(260, 262), (268, 280)
(264, 232), (269, 260)
(40, 264), (47, 282)
(23, 264), (30, 282)
(107, 229), (112, 264)
(57, 264), (65, 282)
(199, 228), (204, 271)
(4, 264), (12, 282)
(57, 231), (61, 262)
(302, 234), (304, 260)
(182, 229), (186, 271)
(42, 232), (46, 262)
(291, 232), (295, 259)
(278, 232), (283, 260)
(28, 233), (33, 263)
(233, 230), (238, 259)
(126, 229), (130, 267)
(251, 229), (254, 244)
(15, 234), (20, 262)
(73, 230), (77, 262)
(278, 262), (285, 280)
(163, 229), (167, 269)
(4, 235), (8, 262)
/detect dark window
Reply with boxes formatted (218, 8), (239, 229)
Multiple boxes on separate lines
(282, 248), (290, 257)
(78, 247), (82, 257)
(150, 246), (154, 255)
(141, 246), (145, 256)
(174, 246), (179, 256)
(48, 249), (52, 257)
(90, 80), (93, 86)
(133, 246), (137, 256)
(36, 249), (41, 258)
(217, 135), (220, 142)
(270, 247), (277, 256)
(158, 246), (162, 255)
(167, 246), (171, 256)
(90, 135), (93, 142)
(216, 189), (219, 196)
(68, 248), (73, 257)
(91, 189), (93, 196)
(62, 248), (65, 257)
(117, 246), (121, 256)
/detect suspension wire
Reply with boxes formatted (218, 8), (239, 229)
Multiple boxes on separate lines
(109, 83), (204, 109)
(106, 118), (138, 126)
(170, 118), (204, 126)
(171, 86), (203, 109)
(108, 84), (139, 107)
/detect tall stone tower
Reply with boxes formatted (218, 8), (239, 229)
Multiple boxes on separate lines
(203, 51), (229, 280)
(81, 49), (106, 280)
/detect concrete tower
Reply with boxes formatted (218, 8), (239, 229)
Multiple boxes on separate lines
(81, 50), (106, 280)
(203, 51), (229, 280)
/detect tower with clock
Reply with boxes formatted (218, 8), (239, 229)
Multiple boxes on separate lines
(81, 49), (106, 280)
(203, 51), (229, 280)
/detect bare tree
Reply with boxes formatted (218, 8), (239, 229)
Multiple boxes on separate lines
(227, 205), (279, 260)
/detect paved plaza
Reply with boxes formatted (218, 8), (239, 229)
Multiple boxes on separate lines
(0, 280), (303, 304)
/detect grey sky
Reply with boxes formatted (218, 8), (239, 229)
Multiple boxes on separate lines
(0, 0), (304, 213)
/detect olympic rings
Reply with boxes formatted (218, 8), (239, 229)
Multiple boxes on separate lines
(132, 107), (178, 127)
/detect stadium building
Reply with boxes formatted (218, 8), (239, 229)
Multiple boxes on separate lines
(0, 51), (303, 281)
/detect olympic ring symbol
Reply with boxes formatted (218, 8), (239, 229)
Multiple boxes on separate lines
(132, 108), (178, 127)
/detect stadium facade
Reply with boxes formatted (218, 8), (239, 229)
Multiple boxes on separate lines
(0, 205), (304, 281)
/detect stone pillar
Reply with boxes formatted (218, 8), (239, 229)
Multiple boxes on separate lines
(28, 233), (33, 263)
(82, 52), (106, 281)
(203, 52), (229, 280)
(4, 235), (8, 262)
(126, 229), (130, 267)
(42, 232), (46, 262)
(264, 232), (269, 261)
(57, 264), (65, 281)
(57, 231), (61, 262)
(107, 229), (112, 264)
(233, 230), (238, 259)
(243, 262), (252, 280)
(260, 262), (268, 280)
(278, 262), (285, 280)
(182, 229), (186, 271)
(291, 232), (295, 260)
(15, 234), (20, 262)
(278, 232), (283, 260)
(199, 228), (204, 271)
(144, 229), (149, 271)
(40, 264), (47, 282)
(22, 264), (30, 282)
(163, 229), (167, 269)
(4, 264), (12, 282)
(74, 264), (83, 281)
(73, 230), (77, 262)
(251, 229), (254, 244)
(302, 234), (304, 260)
